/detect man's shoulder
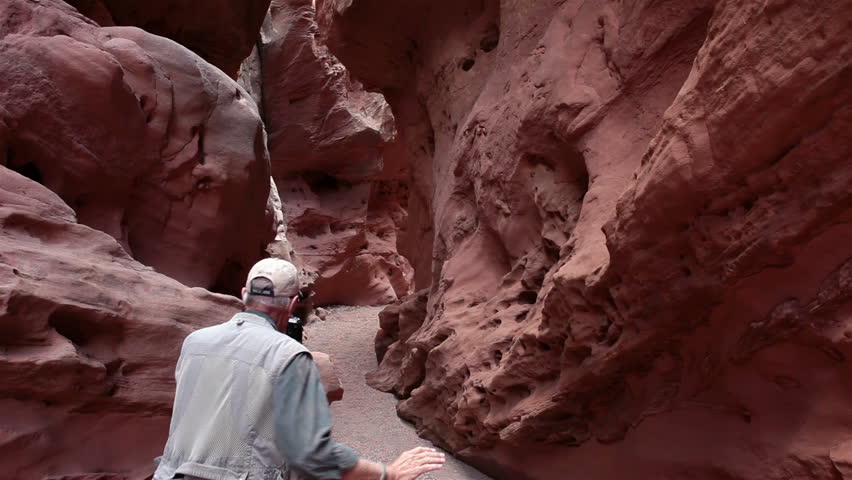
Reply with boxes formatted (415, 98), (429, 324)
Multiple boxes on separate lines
(181, 317), (236, 345)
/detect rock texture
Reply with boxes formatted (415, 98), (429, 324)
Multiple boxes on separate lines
(0, 165), (344, 480)
(241, 0), (414, 306)
(64, 0), (271, 77)
(319, 0), (852, 478)
(0, 2), (337, 478)
(0, 165), (243, 479)
(1, 0), (274, 294)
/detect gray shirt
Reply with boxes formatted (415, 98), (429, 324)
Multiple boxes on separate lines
(247, 310), (360, 479)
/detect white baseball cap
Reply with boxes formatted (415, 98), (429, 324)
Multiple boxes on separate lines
(245, 258), (300, 297)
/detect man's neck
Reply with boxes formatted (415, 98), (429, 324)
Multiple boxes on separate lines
(244, 309), (279, 330)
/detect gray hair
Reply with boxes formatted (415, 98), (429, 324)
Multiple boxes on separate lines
(243, 293), (292, 309)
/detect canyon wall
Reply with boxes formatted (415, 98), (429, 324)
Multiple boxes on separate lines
(63, 0), (271, 77)
(1, 0), (275, 295)
(0, 153), (245, 478)
(318, 0), (852, 478)
(0, 1), (273, 477)
(242, 0), (414, 306)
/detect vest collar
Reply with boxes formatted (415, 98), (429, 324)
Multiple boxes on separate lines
(235, 310), (280, 331)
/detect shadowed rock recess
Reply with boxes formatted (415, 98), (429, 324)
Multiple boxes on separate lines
(317, 0), (852, 478)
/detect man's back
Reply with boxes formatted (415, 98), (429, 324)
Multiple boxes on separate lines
(154, 311), (306, 480)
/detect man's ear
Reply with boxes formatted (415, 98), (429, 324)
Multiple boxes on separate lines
(288, 295), (299, 316)
(241, 287), (247, 303)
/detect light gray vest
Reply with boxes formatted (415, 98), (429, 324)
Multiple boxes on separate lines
(153, 311), (307, 480)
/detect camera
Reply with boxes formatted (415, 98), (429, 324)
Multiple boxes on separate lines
(286, 316), (303, 343)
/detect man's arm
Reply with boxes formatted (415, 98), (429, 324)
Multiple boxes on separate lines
(273, 353), (445, 480)
(273, 352), (359, 479)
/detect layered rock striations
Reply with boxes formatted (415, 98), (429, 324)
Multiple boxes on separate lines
(0, 166), (343, 478)
(1, 0), (275, 294)
(64, 0), (272, 77)
(242, 0), (414, 305)
(0, 1), (280, 478)
(319, 0), (852, 478)
(0, 165), (245, 479)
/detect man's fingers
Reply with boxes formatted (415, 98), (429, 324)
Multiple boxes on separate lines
(408, 450), (443, 459)
(402, 451), (444, 466)
(404, 446), (434, 456)
(412, 463), (445, 475)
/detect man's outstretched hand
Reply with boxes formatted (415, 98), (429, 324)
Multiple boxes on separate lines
(387, 446), (446, 480)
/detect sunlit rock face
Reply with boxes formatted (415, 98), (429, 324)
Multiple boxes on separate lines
(241, 0), (414, 306)
(317, 0), (852, 478)
(1, 0), (275, 295)
(0, 1), (281, 478)
(0, 164), (245, 479)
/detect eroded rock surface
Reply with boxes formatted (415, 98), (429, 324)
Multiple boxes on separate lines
(1, 0), (274, 294)
(0, 165), (344, 479)
(0, 166), (244, 479)
(319, 0), (852, 478)
(243, 0), (413, 305)
(64, 0), (271, 77)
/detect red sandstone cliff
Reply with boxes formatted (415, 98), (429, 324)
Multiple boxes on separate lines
(0, 1), (272, 477)
(318, 0), (852, 478)
(1, 0), (275, 295)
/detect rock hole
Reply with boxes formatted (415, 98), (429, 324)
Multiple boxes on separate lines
(8, 157), (44, 185)
(47, 306), (122, 351)
(195, 176), (212, 191)
(190, 125), (206, 165)
(209, 258), (245, 296)
(563, 345), (592, 367)
(304, 171), (345, 194)
(517, 290), (538, 304)
(460, 57), (475, 71)
(480, 24), (500, 52)
(493, 350), (503, 365)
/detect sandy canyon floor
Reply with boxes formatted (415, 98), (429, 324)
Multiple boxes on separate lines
(306, 306), (493, 480)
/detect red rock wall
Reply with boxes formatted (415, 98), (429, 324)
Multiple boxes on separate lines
(0, 1), (278, 478)
(1, 0), (275, 295)
(0, 166), (244, 479)
(318, 0), (852, 478)
(64, 0), (272, 77)
(246, 0), (414, 306)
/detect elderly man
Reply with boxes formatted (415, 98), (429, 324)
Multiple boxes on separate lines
(154, 258), (444, 480)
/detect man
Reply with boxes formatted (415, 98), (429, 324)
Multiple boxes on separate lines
(153, 258), (445, 480)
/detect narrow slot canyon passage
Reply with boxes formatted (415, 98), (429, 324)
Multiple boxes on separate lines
(0, 0), (849, 479)
(306, 306), (493, 480)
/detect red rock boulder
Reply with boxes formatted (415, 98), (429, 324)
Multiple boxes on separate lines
(1, 0), (274, 294)
(0, 165), (244, 479)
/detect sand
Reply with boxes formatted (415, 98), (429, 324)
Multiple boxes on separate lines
(305, 306), (493, 480)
